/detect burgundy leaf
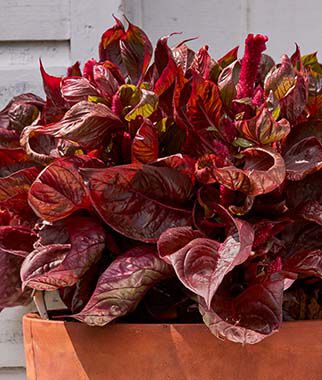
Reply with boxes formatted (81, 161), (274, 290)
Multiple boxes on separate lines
(190, 45), (211, 79)
(157, 226), (204, 262)
(284, 249), (322, 278)
(151, 154), (196, 182)
(199, 272), (284, 344)
(153, 35), (177, 96)
(210, 147), (285, 196)
(67, 61), (82, 77)
(186, 73), (222, 130)
(132, 119), (158, 164)
(0, 93), (44, 133)
(99, 16), (125, 71)
(50, 101), (123, 150)
(241, 147), (286, 195)
(21, 216), (106, 290)
(0, 226), (36, 258)
(82, 163), (193, 242)
(28, 156), (102, 222)
(172, 42), (195, 75)
(280, 74), (308, 122)
(284, 137), (322, 181)
(158, 204), (254, 307)
(0, 166), (40, 211)
(120, 19), (153, 84)
(264, 55), (296, 100)
(92, 63), (120, 99)
(0, 224), (35, 308)
(235, 106), (290, 145)
(72, 246), (173, 326)
(40, 60), (65, 109)
(61, 77), (100, 103)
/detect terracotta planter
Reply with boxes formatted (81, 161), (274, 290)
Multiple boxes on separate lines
(23, 313), (322, 380)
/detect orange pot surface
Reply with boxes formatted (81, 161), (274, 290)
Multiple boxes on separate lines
(23, 313), (322, 380)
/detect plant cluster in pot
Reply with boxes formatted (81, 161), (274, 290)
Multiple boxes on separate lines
(1, 15), (322, 380)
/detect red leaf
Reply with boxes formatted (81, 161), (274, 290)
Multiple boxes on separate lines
(187, 73), (222, 130)
(235, 106), (291, 145)
(40, 60), (65, 108)
(120, 19), (153, 84)
(73, 246), (173, 326)
(82, 163), (193, 242)
(0, 225), (35, 308)
(21, 216), (106, 290)
(61, 77), (100, 103)
(44, 101), (123, 150)
(132, 119), (158, 164)
(158, 204), (254, 307)
(28, 156), (102, 222)
(154, 35), (177, 96)
(284, 137), (322, 181)
(99, 16), (125, 71)
(199, 272), (284, 344)
(190, 45), (211, 79)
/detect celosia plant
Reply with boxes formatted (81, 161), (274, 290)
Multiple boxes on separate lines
(1, 17), (322, 344)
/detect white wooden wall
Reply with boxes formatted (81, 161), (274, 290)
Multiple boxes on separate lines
(1, 0), (322, 378)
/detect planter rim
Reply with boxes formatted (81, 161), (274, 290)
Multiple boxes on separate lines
(23, 312), (322, 329)
(23, 312), (322, 380)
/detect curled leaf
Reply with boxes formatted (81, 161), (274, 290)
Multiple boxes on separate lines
(21, 216), (106, 291)
(73, 246), (173, 326)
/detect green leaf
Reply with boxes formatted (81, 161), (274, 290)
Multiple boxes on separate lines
(124, 89), (159, 121)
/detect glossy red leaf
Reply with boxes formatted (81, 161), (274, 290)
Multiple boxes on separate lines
(120, 19), (153, 84)
(284, 137), (322, 181)
(172, 41), (195, 75)
(28, 156), (102, 222)
(82, 163), (193, 242)
(186, 73), (222, 130)
(21, 216), (106, 291)
(154, 35), (177, 96)
(158, 204), (254, 307)
(190, 45), (211, 79)
(235, 106), (291, 145)
(280, 74), (308, 122)
(47, 101), (123, 150)
(132, 119), (158, 164)
(0, 93), (44, 133)
(284, 249), (322, 278)
(73, 246), (173, 326)
(157, 226), (204, 263)
(99, 16), (125, 71)
(61, 77), (100, 103)
(0, 225), (35, 308)
(0, 166), (40, 211)
(199, 272), (284, 344)
(40, 60), (65, 109)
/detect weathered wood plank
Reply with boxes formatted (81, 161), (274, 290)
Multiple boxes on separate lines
(70, 0), (123, 62)
(0, 41), (70, 69)
(128, 0), (244, 57)
(0, 368), (26, 380)
(0, 0), (70, 41)
(0, 66), (68, 108)
(247, 0), (322, 58)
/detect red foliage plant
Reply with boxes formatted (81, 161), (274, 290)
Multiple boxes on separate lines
(1, 17), (322, 344)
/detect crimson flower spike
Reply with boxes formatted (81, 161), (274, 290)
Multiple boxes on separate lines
(237, 34), (268, 100)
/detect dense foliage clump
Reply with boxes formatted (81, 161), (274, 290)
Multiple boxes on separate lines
(1, 17), (322, 344)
